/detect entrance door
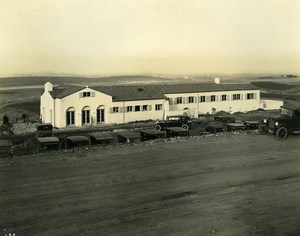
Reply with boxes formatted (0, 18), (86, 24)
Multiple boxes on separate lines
(97, 106), (105, 123)
(66, 107), (75, 126)
(82, 107), (90, 126)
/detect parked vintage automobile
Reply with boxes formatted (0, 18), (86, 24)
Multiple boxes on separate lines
(36, 123), (53, 137)
(205, 121), (227, 133)
(263, 101), (300, 140)
(243, 120), (260, 130)
(154, 115), (192, 131)
(213, 115), (246, 131)
(214, 115), (236, 124)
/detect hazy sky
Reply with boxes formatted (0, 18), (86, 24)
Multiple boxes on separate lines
(0, 0), (299, 76)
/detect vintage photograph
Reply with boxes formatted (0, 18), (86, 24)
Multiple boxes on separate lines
(0, 0), (300, 235)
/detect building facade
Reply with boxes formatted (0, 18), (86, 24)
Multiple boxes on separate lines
(40, 82), (260, 128)
(260, 99), (283, 110)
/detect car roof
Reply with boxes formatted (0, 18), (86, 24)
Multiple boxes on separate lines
(208, 121), (223, 124)
(36, 123), (53, 128)
(214, 115), (233, 118)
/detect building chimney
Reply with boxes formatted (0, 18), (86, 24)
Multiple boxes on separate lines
(214, 78), (220, 84)
(45, 82), (53, 92)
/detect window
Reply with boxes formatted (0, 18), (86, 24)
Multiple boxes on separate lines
(188, 96), (194, 103)
(155, 104), (162, 111)
(168, 116), (180, 121)
(83, 92), (91, 97)
(221, 94), (227, 101)
(247, 93), (255, 100)
(127, 106), (133, 112)
(113, 107), (119, 113)
(82, 106), (90, 125)
(66, 107), (75, 126)
(97, 106), (105, 123)
(233, 94), (241, 100)
(135, 105), (141, 112)
(211, 95), (216, 102)
(142, 105), (148, 111)
(80, 91), (95, 98)
(200, 96), (206, 103)
(176, 97), (183, 104)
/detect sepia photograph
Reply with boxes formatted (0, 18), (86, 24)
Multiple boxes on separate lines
(0, 0), (300, 235)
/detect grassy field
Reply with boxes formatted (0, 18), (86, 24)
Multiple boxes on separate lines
(0, 89), (41, 122)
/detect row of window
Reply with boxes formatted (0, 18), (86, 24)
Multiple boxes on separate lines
(111, 104), (163, 113)
(66, 107), (105, 125)
(65, 104), (163, 125)
(171, 93), (256, 105)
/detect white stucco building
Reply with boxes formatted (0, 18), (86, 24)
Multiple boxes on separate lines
(40, 82), (260, 128)
(260, 99), (284, 110)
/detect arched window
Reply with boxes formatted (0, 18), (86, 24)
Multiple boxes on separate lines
(82, 106), (91, 125)
(97, 105), (105, 123)
(66, 107), (75, 126)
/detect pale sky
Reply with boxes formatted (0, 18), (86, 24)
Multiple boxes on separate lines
(0, 0), (299, 76)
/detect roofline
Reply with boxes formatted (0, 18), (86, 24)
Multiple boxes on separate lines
(53, 86), (97, 99)
(112, 97), (167, 102)
(50, 83), (259, 100)
(163, 88), (259, 95)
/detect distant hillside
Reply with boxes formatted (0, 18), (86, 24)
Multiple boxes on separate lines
(0, 75), (176, 88)
(251, 81), (300, 101)
(251, 81), (299, 90)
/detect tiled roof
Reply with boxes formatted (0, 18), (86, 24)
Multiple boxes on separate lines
(92, 85), (167, 101)
(51, 83), (259, 101)
(93, 83), (258, 101)
(49, 85), (85, 99)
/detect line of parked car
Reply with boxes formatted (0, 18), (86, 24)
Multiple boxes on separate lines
(154, 114), (259, 134)
(154, 100), (300, 141)
(9, 101), (299, 156)
(29, 114), (258, 153)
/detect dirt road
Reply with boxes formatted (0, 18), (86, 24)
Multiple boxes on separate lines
(1, 133), (300, 236)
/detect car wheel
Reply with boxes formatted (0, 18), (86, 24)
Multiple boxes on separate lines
(155, 125), (162, 131)
(276, 127), (288, 140)
(182, 124), (189, 130)
(209, 127), (217, 134)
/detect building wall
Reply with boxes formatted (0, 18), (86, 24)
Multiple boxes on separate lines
(41, 82), (261, 128)
(55, 87), (167, 128)
(166, 89), (260, 116)
(40, 91), (54, 124)
(106, 99), (167, 124)
(58, 87), (112, 128)
(260, 99), (283, 110)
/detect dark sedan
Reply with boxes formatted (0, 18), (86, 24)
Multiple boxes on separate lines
(154, 115), (192, 131)
(205, 121), (227, 133)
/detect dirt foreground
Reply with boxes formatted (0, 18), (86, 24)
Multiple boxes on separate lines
(1, 133), (300, 236)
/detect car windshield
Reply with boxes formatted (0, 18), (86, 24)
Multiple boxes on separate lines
(209, 121), (222, 126)
(280, 108), (294, 117)
(168, 117), (180, 121)
(38, 125), (52, 131)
